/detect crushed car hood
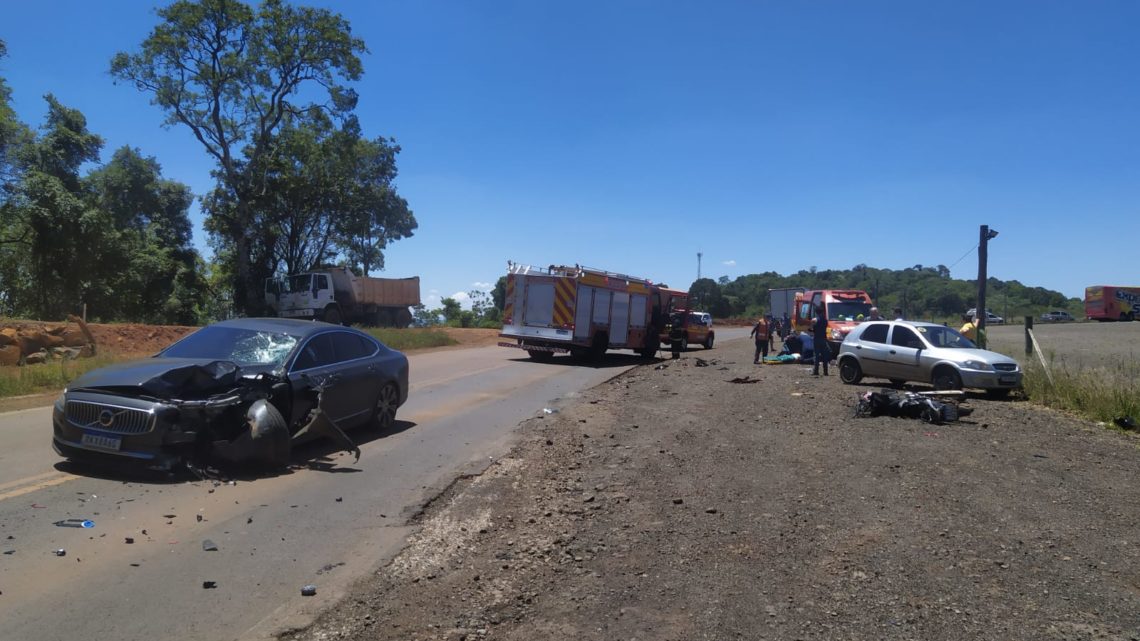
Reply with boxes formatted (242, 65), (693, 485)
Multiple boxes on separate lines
(68, 358), (270, 399)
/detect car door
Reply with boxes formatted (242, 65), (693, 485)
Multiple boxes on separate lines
(848, 322), (892, 378)
(884, 325), (925, 381)
(328, 331), (381, 428)
(289, 331), (372, 428)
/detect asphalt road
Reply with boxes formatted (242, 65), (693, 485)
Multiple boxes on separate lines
(0, 340), (739, 641)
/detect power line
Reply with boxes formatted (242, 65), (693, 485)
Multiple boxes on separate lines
(946, 243), (979, 273)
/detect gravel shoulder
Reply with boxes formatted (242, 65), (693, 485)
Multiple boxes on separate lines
(283, 336), (1140, 641)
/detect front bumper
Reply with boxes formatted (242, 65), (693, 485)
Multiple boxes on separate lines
(52, 392), (196, 471)
(960, 369), (1022, 390)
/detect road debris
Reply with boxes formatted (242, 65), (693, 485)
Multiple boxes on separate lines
(53, 549), (66, 557)
(202, 539), (219, 552)
(202, 581), (217, 589)
(53, 519), (94, 528)
(727, 376), (760, 384)
(301, 584), (318, 596)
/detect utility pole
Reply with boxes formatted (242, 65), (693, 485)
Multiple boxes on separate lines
(977, 224), (999, 346)
(697, 251), (702, 281)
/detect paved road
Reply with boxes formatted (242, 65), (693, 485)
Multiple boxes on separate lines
(0, 340), (727, 641)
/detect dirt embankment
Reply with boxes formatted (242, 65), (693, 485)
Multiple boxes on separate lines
(286, 338), (1140, 641)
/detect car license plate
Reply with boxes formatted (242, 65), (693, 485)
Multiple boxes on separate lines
(999, 375), (1017, 385)
(81, 433), (122, 451)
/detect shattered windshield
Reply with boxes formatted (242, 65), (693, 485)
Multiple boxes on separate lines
(916, 325), (977, 349)
(159, 326), (300, 367)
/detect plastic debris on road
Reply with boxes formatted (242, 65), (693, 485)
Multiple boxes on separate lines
(53, 519), (94, 528)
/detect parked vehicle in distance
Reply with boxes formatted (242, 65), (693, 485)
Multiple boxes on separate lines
(837, 320), (1022, 397)
(267, 266), (420, 327)
(663, 309), (715, 350)
(52, 318), (409, 474)
(965, 308), (1004, 325)
(1040, 310), (1075, 322)
(1085, 285), (1140, 321)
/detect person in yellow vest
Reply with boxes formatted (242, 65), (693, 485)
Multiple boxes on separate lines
(750, 315), (771, 364)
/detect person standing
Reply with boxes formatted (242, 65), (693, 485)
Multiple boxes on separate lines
(868, 306), (884, 321)
(767, 315), (775, 352)
(893, 307), (904, 321)
(750, 315), (771, 364)
(811, 302), (830, 376)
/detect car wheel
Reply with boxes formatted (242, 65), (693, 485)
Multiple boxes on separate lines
(680, 336), (689, 351)
(373, 383), (400, 431)
(704, 333), (714, 349)
(527, 349), (554, 362)
(838, 358), (862, 384)
(932, 368), (963, 391)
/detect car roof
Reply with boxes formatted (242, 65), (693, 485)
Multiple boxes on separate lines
(210, 317), (357, 338)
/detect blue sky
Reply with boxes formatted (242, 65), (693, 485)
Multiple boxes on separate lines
(3, 1), (1137, 307)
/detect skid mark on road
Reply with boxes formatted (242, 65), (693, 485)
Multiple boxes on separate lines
(0, 471), (76, 502)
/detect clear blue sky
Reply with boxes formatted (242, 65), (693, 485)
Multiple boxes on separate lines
(3, 1), (1137, 307)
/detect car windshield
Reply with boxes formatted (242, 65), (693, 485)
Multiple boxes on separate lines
(827, 301), (873, 321)
(283, 274), (312, 293)
(159, 326), (300, 366)
(915, 325), (976, 349)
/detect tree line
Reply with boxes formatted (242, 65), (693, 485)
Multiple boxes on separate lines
(689, 263), (1080, 323)
(0, 0), (415, 324)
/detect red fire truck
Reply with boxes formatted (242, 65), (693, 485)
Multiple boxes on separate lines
(1085, 285), (1140, 321)
(792, 289), (875, 355)
(498, 262), (680, 361)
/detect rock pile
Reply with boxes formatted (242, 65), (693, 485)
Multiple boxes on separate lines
(0, 315), (96, 366)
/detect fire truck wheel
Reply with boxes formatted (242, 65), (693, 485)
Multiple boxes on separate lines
(589, 333), (608, 361)
(527, 349), (554, 362)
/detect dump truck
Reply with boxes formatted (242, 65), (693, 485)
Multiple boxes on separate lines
(498, 261), (678, 361)
(268, 267), (420, 327)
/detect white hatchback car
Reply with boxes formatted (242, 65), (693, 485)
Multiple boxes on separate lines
(837, 320), (1022, 397)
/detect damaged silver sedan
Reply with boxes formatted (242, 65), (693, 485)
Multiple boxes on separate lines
(51, 318), (409, 474)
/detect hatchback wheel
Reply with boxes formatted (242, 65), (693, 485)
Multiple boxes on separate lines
(932, 368), (963, 391)
(838, 358), (862, 384)
(373, 383), (400, 430)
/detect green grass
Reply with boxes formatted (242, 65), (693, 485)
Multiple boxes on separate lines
(0, 354), (120, 399)
(1018, 357), (1140, 427)
(360, 327), (458, 351)
(986, 333), (1140, 429)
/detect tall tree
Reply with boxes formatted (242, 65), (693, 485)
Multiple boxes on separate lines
(86, 147), (207, 323)
(10, 95), (105, 318)
(111, 0), (366, 314)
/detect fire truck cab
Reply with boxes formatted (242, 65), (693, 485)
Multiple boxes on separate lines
(792, 289), (874, 355)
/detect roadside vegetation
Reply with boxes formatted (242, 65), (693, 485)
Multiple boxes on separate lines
(1020, 360), (1140, 427)
(365, 327), (457, 351)
(987, 329), (1140, 430)
(0, 354), (118, 399)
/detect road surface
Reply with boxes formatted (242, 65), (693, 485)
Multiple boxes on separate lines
(0, 335), (748, 641)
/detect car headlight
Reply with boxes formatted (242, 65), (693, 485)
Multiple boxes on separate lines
(54, 392), (66, 412)
(829, 328), (844, 340)
(962, 360), (993, 371)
